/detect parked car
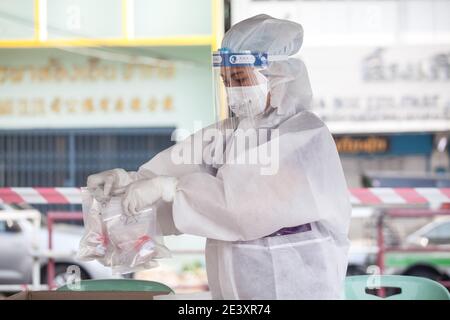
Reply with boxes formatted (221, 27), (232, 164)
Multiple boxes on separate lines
(389, 216), (450, 281)
(0, 203), (115, 289)
(347, 207), (450, 282)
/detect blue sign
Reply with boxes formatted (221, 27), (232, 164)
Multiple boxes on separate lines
(334, 133), (433, 156)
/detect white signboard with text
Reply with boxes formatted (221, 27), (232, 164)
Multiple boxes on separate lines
(301, 45), (450, 133)
(0, 48), (214, 130)
(231, 0), (450, 133)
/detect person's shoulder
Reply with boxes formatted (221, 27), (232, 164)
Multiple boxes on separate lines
(283, 110), (327, 132)
(298, 110), (325, 126)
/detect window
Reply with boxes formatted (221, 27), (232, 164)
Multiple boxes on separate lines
(0, 128), (174, 187)
(424, 222), (450, 245)
(233, 0), (450, 46)
(0, 220), (21, 233)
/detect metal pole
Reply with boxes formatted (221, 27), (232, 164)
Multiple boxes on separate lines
(31, 211), (41, 290)
(47, 214), (55, 290)
(376, 210), (386, 298)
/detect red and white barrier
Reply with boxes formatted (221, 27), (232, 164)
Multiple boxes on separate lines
(0, 187), (82, 204)
(350, 188), (450, 205)
(0, 187), (449, 205)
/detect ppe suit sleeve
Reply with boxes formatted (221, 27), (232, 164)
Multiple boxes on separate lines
(171, 112), (351, 241)
(132, 129), (216, 236)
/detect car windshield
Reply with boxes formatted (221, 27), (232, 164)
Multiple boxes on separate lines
(423, 222), (450, 245)
(0, 220), (21, 233)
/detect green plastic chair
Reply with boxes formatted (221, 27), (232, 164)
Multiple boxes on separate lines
(345, 275), (450, 300)
(57, 279), (174, 294)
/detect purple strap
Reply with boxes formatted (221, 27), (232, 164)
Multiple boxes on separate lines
(266, 223), (312, 238)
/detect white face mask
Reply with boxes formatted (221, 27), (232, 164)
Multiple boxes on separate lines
(225, 72), (268, 118)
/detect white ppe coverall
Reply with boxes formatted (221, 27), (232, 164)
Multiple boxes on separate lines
(88, 14), (352, 299)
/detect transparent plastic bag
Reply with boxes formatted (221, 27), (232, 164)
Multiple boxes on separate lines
(77, 187), (110, 264)
(77, 188), (170, 274)
(102, 197), (171, 274)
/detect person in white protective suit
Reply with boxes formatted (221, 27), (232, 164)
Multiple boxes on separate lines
(87, 14), (352, 299)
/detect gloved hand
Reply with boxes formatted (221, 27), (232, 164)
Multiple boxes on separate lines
(87, 168), (135, 202)
(122, 176), (178, 216)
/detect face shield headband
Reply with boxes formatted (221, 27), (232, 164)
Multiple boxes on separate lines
(212, 49), (288, 122)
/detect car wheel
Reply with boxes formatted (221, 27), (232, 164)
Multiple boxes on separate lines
(403, 266), (442, 282)
(346, 265), (367, 276)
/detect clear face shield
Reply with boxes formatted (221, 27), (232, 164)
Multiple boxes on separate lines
(212, 49), (270, 127)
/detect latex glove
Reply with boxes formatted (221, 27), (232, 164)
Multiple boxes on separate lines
(87, 168), (135, 201)
(122, 176), (178, 216)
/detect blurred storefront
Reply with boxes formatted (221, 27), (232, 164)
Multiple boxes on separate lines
(1, 0), (449, 293)
(231, 0), (450, 187)
(0, 0), (223, 188)
(0, 0), (224, 291)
